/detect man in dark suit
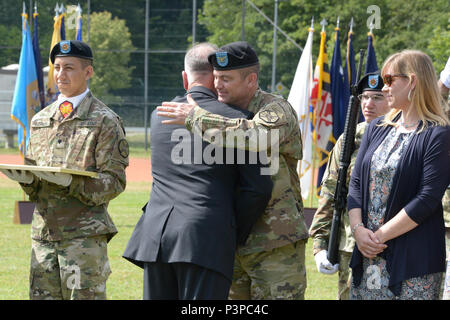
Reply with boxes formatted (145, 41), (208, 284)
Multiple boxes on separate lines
(122, 43), (273, 300)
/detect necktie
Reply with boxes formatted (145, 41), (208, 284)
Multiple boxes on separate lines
(59, 101), (73, 118)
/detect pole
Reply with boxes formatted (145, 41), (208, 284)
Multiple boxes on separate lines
(87, 0), (90, 44)
(192, 0), (197, 45)
(241, 0), (246, 41)
(144, 0), (149, 151)
(271, 0), (278, 92)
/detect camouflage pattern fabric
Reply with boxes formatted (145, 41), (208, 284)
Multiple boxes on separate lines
(229, 240), (307, 300)
(30, 235), (110, 300)
(20, 92), (128, 242)
(308, 123), (367, 300)
(186, 88), (308, 255)
(309, 122), (368, 255)
(338, 251), (352, 300)
(444, 188), (450, 228)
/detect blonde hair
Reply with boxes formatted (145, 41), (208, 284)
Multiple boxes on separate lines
(380, 50), (449, 132)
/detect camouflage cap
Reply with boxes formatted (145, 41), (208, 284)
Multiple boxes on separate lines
(208, 41), (259, 71)
(357, 71), (384, 94)
(50, 40), (93, 64)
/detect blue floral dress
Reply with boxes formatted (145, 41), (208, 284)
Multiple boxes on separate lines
(350, 126), (442, 300)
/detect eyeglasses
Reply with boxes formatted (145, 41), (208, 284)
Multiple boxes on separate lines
(357, 93), (385, 102)
(382, 74), (409, 86)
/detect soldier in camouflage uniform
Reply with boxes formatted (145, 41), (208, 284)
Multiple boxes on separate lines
(309, 72), (389, 299)
(3, 40), (128, 299)
(157, 41), (308, 299)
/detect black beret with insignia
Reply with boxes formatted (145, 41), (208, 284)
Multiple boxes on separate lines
(50, 40), (93, 64)
(357, 71), (384, 95)
(208, 41), (259, 71)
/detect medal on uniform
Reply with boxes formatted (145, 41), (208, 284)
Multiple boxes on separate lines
(59, 101), (73, 118)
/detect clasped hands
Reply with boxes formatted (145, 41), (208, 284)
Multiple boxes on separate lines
(353, 226), (387, 259)
(1, 169), (72, 187)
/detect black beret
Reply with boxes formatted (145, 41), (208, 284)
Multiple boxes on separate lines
(208, 41), (259, 71)
(357, 71), (384, 94)
(50, 40), (93, 64)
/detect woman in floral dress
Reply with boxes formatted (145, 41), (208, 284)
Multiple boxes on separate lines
(347, 50), (450, 300)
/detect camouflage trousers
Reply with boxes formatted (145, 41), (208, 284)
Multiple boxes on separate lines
(229, 240), (307, 300)
(30, 235), (111, 300)
(338, 251), (352, 300)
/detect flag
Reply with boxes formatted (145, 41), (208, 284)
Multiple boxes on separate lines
(311, 26), (333, 196)
(46, 11), (62, 104)
(287, 26), (314, 200)
(365, 32), (378, 74)
(330, 25), (349, 142)
(11, 12), (40, 158)
(76, 4), (82, 41)
(60, 10), (66, 40)
(32, 11), (45, 110)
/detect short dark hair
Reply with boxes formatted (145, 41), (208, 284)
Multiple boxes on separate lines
(79, 58), (93, 69)
(238, 64), (260, 80)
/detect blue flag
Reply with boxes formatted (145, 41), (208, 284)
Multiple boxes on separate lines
(365, 32), (378, 74)
(60, 14), (66, 40)
(11, 13), (40, 157)
(32, 12), (45, 110)
(76, 5), (82, 41)
(330, 27), (349, 142)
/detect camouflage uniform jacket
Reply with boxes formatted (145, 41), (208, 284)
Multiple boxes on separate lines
(309, 122), (368, 255)
(186, 88), (308, 255)
(20, 92), (129, 242)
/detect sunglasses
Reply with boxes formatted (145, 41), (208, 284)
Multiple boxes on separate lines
(382, 73), (409, 86)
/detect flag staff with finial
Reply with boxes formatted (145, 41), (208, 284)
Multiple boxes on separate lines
(320, 18), (327, 32)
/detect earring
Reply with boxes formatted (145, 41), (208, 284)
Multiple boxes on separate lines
(407, 89), (413, 102)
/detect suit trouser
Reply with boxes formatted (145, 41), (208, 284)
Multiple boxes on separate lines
(143, 261), (231, 300)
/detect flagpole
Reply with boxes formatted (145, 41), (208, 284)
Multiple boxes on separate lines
(22, 1), (27, 204)
(308, 17), (315, 208)
(310, 18), (327, 206)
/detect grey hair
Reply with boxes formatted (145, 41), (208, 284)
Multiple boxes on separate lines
(184, 42), (218, 77)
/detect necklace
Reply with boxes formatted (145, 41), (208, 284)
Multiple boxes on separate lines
(400, 120), (419, 128)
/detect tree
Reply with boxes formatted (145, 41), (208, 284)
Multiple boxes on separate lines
(87, 11), (135, 99)
(427, 25), (450, 75)
(198, 0), (449, 95)
(0, 24), (21, 67)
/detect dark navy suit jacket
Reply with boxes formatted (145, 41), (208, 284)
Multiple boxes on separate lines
(123, 86), (273, 280)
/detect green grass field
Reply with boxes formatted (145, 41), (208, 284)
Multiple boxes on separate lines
(0, 143), (337, 300)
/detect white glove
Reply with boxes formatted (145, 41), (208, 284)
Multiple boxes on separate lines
(0, 169), (34, 184)
(33, 171), (72, 187)
(314, 250), (339, 275)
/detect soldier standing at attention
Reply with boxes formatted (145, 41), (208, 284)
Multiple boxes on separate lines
(156, 41), (308, 299)
(309, 72), (389, 299)
(2, 40), (129, 299)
